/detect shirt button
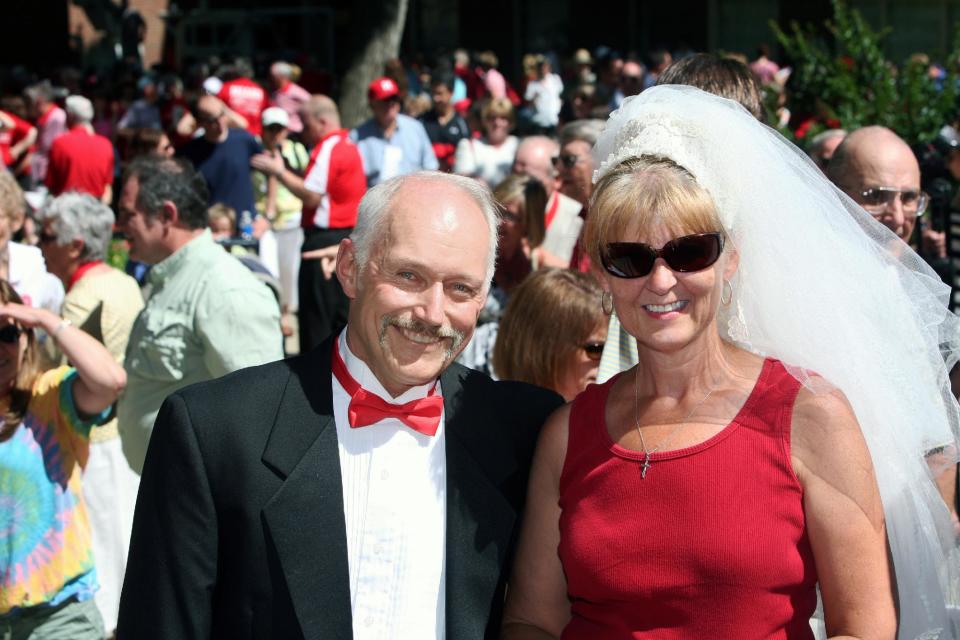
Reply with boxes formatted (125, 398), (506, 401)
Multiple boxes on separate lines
(374, 544), (383, 555)
(381, 470), (389, 480)
(365, 616), (374, 627)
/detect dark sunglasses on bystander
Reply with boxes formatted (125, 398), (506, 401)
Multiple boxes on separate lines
(553, 153), (582, 169)
(0, 324), (22, 344)
(601, 232), (724, 279)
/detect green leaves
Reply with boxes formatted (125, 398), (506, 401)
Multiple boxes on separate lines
(771, 0), (959, 147)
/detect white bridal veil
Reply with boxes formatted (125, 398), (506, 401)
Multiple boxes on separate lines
(593, 85), (960, 639)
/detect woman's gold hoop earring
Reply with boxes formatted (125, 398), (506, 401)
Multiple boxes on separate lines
(721, 280), (733, 306)
(601, 291), (614, 315)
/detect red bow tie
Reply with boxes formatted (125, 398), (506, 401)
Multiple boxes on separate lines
(332, 340), (444, 436)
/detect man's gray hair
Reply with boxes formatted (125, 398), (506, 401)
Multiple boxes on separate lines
(24, 81), (54, 104)
(351, 172), (501, 287)
(65, 95), (94, 124)
(39, 192), (115, 262)
(559, 119), (605, 147)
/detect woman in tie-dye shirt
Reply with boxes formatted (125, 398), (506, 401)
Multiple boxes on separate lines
(0, 280), (126, 639)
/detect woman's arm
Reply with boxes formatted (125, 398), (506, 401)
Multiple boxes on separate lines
(2, 303), (126, 416)
(502, 404), (573, 639)
(452, 138), (477, 178)
(791, 385), (896, 640)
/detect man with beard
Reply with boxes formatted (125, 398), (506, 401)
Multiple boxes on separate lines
(117, 171), (563, 640)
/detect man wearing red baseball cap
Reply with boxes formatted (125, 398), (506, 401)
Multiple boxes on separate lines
(350, 76), (438, 187)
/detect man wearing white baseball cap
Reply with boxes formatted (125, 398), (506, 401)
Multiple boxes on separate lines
(350, 76), (438, 187)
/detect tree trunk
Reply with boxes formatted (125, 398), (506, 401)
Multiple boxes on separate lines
(338, 0), (409, 129)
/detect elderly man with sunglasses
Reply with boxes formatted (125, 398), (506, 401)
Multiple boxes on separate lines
(827, 125), (942, 256)
(827, 125), (959, 534)
(556, 119), (605, 273)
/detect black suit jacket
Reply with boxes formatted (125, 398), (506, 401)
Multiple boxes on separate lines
(116, 338), (562, 640)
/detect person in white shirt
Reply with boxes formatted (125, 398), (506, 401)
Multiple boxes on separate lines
(523, 55), (564, 134)
(453, 97), (519, 188)
(117, 171), (563, 640)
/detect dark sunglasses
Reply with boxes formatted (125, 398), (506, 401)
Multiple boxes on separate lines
(552, 153), (582, 169)
(0, 324), (22, 344)
(38, 231), (59, 245)
(601, 232), (724, 279)
(196, 111), (224, 125)
(582, 341), (605, 361)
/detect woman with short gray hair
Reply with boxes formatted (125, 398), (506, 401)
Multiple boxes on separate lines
(37, 191), (144, 637)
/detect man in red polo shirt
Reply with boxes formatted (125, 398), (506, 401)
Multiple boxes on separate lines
(219, 61), (268, 137)
(251, 94), (366, 352)
(45, 95), (115, 203)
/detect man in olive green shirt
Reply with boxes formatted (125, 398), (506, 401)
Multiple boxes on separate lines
(117, 157), (283, 474)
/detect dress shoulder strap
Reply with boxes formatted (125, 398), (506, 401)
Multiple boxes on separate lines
(561, 377), (618, 489)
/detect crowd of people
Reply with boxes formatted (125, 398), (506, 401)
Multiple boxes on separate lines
(1, 41), (960, 639)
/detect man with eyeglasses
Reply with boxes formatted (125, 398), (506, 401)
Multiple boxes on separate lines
(827, 125), (944, 257)
(179, 95), (263, 234)
(351, 77), (438, 187)
(557, 119), (604, 272)
(827, 125), (958, 533)
(512, 136), (582, 265)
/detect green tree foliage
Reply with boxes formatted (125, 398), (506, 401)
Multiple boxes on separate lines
(771, 0), (960, 146)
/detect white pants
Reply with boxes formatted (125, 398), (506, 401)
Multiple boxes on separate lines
(82, 436), (141, 635)
(258, 227), (304, 312)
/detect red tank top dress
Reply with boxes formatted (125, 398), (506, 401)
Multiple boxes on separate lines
(558, 358), (817, 639)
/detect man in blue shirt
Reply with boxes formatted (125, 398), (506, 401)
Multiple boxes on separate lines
(350, 77), (438, 187)
(179, 95), (262, 229)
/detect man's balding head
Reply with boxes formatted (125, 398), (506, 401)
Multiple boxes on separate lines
(513, 136), (559, 195)
(827, 126), (923, 241)
(300, 95), (340, 146)
(196, 95), (228, 143)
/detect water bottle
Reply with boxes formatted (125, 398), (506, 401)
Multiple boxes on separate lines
(239, 210), (253, 240)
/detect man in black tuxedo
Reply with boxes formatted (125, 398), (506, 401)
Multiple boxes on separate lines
(116, 171), (563, 639)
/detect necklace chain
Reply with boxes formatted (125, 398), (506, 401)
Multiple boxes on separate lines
(633, 367), (715, 479)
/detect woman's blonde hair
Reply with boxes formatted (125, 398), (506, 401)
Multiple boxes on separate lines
(0, 280), (43, 442)
(493, 268), (603, 394)
(481, 97), (515, 126)
(0, 171), (26, 226)
(584, 155), (724, 267)
(493, 174), (547, 249)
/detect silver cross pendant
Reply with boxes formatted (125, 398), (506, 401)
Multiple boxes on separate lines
(640, 453), (652, 479)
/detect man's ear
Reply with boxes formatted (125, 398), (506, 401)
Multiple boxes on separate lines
(160, 200), (180, 226)
(335, 238), (359, 299)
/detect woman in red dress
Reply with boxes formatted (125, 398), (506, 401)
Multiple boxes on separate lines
(503, 86), (960, 639)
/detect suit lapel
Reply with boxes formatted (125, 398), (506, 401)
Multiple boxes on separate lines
(442, 366), (519, 640)
(261, 340), (353, 640)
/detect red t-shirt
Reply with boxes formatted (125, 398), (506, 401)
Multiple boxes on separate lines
(301, 129), (366, 229)
(45, 126), (115, 198)
(218, 78), (268, 136)
(0, 112), (34, 167)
